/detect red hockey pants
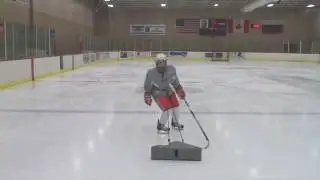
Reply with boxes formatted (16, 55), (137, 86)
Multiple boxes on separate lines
(156, 93), (179, 110)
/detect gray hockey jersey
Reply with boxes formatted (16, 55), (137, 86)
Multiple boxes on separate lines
(144, 65), (181, 98)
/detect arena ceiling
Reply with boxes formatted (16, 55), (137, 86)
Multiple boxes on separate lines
(97, 0), (319, 9)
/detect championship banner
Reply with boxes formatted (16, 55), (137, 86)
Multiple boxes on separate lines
(130, 24), (166, 36)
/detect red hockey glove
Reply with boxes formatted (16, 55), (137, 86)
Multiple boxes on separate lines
(176, 85), (186, 100)
(144, 92), (152, 106)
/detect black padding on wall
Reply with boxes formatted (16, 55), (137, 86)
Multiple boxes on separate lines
(60, 55), (64, 70)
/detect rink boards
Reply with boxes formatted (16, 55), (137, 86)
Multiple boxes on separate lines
(0, 51), (319, 90)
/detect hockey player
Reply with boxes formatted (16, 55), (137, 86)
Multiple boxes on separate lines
(144, 53), (186, 134)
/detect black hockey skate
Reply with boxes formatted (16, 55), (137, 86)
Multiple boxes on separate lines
(157, 120), (170, 134)
(171, 120), (184, 130)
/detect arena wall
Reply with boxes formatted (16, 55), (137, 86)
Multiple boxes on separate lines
(315, 12), (320, 39)
(1, 50), (319, 89)
(243, 52), (320, 62)
(34, 56), (61, 76)
(63, 55), (74, 69)
(0, 0), (94, 54)
(0, 51), (112, 89)
(96, 8), (314, 52)
(0, 59), (31, 84)
(310, 12), (320, 53)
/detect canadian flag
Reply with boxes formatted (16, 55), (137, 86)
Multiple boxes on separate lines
(228, 19), (250, 33)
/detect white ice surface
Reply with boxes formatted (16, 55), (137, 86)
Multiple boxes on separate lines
(0, 60), (320, 180)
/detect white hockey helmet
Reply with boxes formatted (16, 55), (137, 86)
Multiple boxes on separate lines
(154, 53), (168, 72)
(154, 53), (168, 63)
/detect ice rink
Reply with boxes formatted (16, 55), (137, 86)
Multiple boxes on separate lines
(0, 60), (320, 180)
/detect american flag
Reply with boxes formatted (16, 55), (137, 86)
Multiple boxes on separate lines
(175, 19), (200, 33)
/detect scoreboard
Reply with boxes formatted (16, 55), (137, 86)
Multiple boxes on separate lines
(199, 19), (227, 36)
(212, 19), (227, 36)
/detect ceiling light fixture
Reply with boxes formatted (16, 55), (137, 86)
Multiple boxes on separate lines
(214, 3), (219, 7)
(267, 3), (274, 7)
(306, 4), (315, 8)
(108, 4), (114, 7)
(161, 3), (166, 7)
(241, 0), (280, 12)
(104, 0), (110, 2)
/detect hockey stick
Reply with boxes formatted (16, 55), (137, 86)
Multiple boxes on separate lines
(171, 108), (185, 143)
(167, 115), (171, 143)
(184, 99), (210, 149)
